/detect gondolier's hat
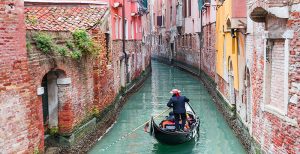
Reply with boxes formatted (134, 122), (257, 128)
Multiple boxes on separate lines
(169, 89), (181, 94)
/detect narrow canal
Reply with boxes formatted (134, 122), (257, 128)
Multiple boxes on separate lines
(89, 61), (245, 154)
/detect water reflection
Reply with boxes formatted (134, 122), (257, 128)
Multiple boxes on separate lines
(152, 141), (195, 154)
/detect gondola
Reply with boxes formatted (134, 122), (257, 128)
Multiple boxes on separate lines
(149, 102), (200, 145)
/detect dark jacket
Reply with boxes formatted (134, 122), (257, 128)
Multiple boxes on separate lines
(167, 95), (190, 114)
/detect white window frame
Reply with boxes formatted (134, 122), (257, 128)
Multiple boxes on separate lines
(125, 19), (128, 40)
(136, 22), (138, 33)
(115, 16), (119, 39)
(119, 17), (122, 39)
(262, 30), (297, 126)
(131, 21), (134, 39)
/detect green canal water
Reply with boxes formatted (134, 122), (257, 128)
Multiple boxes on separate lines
(89, 61), (245, 154)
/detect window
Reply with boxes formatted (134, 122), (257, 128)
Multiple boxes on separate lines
(183, 0), (191, 17)
(115, 17), (119, 39)
(163, 16), (165, 27)
(264, 39), (288, 115)
(125, 19), (128, 40)
(105, 33), (110, 63)
(153, 13), (156, 27)
(119, 17), (122, 39)
(183, 0), (186, 17)
(188, 0), (191, 17)
(157, 16), (162, 26)
(131, 21), (134, 39)
(190, 34), (192, 49)
(136, 21), (138, 33)
(170, 6), (172, 23)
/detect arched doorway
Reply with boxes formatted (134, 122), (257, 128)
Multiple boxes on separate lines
(228, 58), (235, 105)
(41, 70), (66, 135)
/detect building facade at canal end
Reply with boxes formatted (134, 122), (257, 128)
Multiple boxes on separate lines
(0, 0), (150, 153)
(148, 0), (300, 153)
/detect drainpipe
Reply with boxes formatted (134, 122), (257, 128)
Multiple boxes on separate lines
(122, 0), (129, 83)
(199, 6), (203, 77)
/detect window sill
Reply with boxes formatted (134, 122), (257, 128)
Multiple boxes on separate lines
(264, 105), (298, 127)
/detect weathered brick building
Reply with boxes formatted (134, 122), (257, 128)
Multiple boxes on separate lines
(25, 2), (110, 136)
(247, 1), (300, 153)
(0, 0), (151, 153)
(106, 0), (149, 89)
(0, 1), (42, 152)
(175, 0), (202, 69)
(201, 0), (217, 80)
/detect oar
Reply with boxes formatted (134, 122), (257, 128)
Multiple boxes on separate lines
(101, 108), (171, 151)
(144, 108), (171, 133)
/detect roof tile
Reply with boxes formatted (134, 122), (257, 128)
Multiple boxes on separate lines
(25, 5), (107, 31)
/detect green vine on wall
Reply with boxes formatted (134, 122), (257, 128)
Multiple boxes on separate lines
(33, 32), (54, 54)
(72, 29), (100, 56)
(31, 29), (101, 60)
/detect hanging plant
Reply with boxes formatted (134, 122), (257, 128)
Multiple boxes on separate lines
(31, 29), (101, 60)
(72, 29), (101, 56)
(32, 32), (54, 54)
(56, 45), (68, 56)
(70, 50), (82, 60)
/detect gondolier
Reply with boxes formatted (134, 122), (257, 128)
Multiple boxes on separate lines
(167, 89), (190, 131)
(148, 95), (199, 144)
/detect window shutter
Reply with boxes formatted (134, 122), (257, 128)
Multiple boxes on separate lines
(157, 16), (162, 26)
(183, 0), (186, 18)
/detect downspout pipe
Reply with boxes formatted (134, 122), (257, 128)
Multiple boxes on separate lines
(122, 0), (129, 83)
(199, 5), (203, 76)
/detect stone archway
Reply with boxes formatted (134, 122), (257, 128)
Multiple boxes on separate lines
(228, 57), (235, 105)
(41, 70), (67, 136)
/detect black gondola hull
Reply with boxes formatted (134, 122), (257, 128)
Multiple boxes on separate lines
(150, 115), (200, 145)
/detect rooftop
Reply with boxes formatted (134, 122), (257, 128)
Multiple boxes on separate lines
(25, 4), (108, 31)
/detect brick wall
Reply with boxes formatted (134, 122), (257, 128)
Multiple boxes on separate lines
(175, 34), (201, 68)
(154, 22), (217, 100)
(152, 32), (170, 61)
(248, 2), (300, 153)
(285, 8), (300, 153)
(202, 23), (216, 80)
(26, 30), (111, 134)
(0, 1), (43, 153)
(268, 40), (285, 109)
(112, 40), (148, 85)
(92, 29), (117, 111)
(216, 74), (230, 101)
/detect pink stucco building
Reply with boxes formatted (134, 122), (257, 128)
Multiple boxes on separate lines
(106, 0), (142, 40)
(150, 0), (202, 64)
